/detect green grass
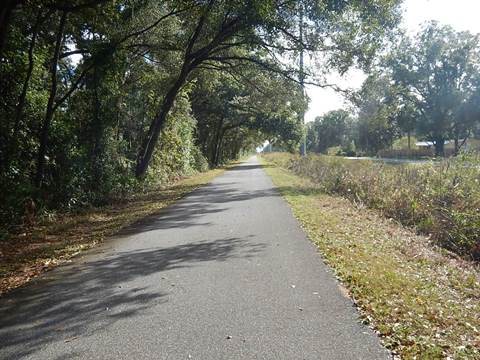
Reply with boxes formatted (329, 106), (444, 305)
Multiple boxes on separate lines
(261, 156), (480, 359)
(0, 166), (228, 295)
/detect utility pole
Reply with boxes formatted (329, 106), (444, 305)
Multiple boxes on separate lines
(299, 3), (307, 156)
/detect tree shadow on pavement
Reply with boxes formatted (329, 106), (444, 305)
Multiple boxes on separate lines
(227, 164), (274, 171)
(0, 236), (266, 359)
(117, 182), (281, 236)
(0, 161), (286, 358)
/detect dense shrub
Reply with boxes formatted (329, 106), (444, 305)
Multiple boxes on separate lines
(264, 152), (480, 260)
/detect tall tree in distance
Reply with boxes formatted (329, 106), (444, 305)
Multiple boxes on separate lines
(353, 73), (399, 154)
(307, 110), (353, 154)
(387, 22), (480, 156)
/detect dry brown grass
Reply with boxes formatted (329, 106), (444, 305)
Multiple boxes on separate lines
(263, 152), (480, 260)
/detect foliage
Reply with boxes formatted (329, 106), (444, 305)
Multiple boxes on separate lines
(306, 110), (354, 153)
(340, 23), (480, 158)
(0, 0), (401, 227)
(263, 152), (480, 260)
(0, 0), (399, 229)
(130, 0), (402, 176)
(386, 22), (480, 156)
(192, 68), (304, 166)
(392, 135), (418, 150)
(351, 73), (400, 154)
(0, 4), (266, 224)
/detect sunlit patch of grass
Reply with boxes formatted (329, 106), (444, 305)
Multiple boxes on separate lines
(0, 167), (226, 295)
(261, 158), (480, 359)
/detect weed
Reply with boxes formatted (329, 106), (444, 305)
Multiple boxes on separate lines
(263, 152), (480, 260)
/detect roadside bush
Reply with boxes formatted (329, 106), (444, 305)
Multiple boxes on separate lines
(263, 152), (480, 260)
(192, 147), (210, 172)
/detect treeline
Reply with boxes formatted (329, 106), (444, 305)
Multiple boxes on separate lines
(0, 0), (401, 226)
(308, 22), (480, 157)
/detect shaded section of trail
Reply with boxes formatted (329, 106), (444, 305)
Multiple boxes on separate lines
(0, 157), (390, 359)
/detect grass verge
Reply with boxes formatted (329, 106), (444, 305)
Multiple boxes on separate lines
(0, 166), (228, 296)
(262, 152), (480, 260)
(261, 157), (480, 359)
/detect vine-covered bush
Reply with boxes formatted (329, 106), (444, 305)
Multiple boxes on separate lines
(147, 93), (204, 185)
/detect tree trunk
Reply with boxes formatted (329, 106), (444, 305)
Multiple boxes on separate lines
(433, 137), (445, 157)
(215, 130), (226, 166)
(135, 66), (190, 178)
(0, 0), (23, 60)
(407, 130), (411, 150)
(211, 117), (224, 166)
(459, 135), (469, 153)
(89, 64), (104, 190)
(233, 141), (241, 159)
(34, 10), (67, 188)
(133, 4), (243, 178)
(7, 10), (44, 168)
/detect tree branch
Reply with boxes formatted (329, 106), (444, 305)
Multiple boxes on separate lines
(53, 62), (94, 111)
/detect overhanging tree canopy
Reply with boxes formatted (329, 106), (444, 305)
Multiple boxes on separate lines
(0, 0), (402, 224)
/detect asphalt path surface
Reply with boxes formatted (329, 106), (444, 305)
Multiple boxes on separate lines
(0, 156), (390, 359)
